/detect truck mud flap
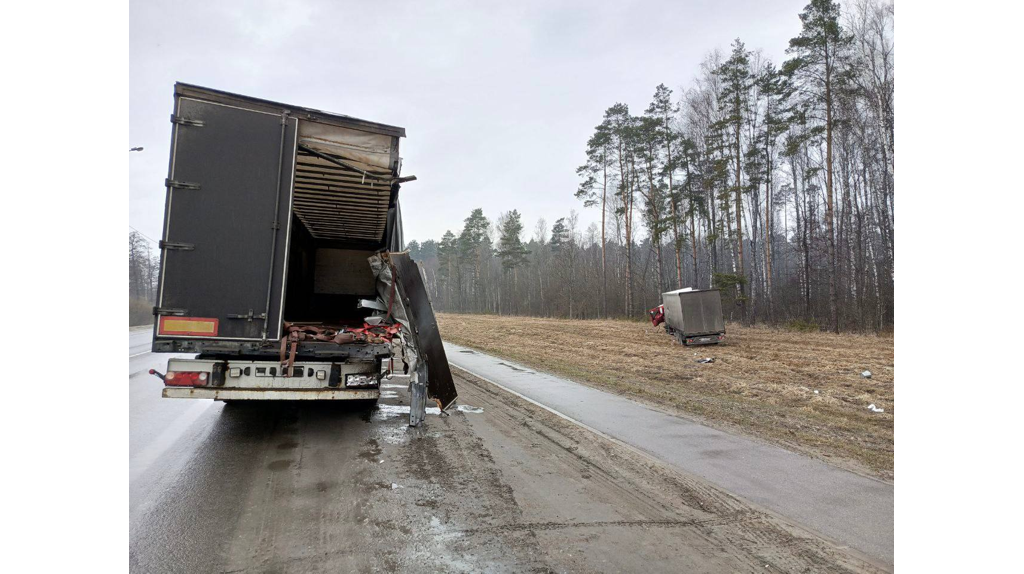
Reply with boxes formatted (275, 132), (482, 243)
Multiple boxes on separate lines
(388, 252), (458, 410)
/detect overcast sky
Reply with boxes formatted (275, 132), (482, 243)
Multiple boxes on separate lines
(130, 0), (809, 245)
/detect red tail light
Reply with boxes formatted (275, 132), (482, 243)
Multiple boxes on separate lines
(164, 371), (209, 387)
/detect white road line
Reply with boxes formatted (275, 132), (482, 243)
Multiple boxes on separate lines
(129, 351), (150, 358)
(449, 364), (626, 450)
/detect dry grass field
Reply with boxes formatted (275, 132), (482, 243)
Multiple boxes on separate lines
(438, 313), (894, 480)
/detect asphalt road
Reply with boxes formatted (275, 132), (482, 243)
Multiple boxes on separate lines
(446, 342), (895, 569)
(129, 328), (883, 573)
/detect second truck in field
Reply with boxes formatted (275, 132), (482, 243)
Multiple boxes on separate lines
(650, 288), (725, 346)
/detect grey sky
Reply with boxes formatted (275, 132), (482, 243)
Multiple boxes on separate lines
(130, 0), (808, 245)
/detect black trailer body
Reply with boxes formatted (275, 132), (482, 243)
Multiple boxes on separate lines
(661, 289), (725, 346)
(150, 84), (457, 410)
(156, 92), (297, 341)
(152, 83), (407, 356)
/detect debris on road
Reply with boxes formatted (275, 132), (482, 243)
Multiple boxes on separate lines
(861, 370), (872, 378)
(867, 404), (884, 413)
(696, 357), (715, 364)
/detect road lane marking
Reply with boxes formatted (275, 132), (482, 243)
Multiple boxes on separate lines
(130, 351), (150, 358)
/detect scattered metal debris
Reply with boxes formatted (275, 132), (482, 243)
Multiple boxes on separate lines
(696, 357), (715, 364)
(861, 370), (872, 379)
(867, 404), (884, 413)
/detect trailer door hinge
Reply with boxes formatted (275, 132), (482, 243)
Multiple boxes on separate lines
(153, 307), (187, 316)
(159, 240), (195, 251)
(227, 309), (267, 322)
(165, 178), (201, 190)
(170, 114), (205, 127)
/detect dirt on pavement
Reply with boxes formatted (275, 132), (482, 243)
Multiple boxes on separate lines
(438, 313), (894, 480)
(134, 371), (883, 572)
(436, 370), (883, 573)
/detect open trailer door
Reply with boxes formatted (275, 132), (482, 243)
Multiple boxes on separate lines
(155, 87), (297, 341)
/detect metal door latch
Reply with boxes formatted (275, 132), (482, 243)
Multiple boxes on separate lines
(159, 240), (195, 251)
(165, 178), (201, 190)
(227, 309), (267, 322)
(170, 114), (205, 127)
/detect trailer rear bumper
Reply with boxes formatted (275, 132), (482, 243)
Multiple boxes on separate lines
(664, 328), (724, 346)
(162, 387), (380, 401)
(682, 334), (724, 346)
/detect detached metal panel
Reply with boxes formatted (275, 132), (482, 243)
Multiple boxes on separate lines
(389, 252), (458, 410)
(156, 94), (297, 341)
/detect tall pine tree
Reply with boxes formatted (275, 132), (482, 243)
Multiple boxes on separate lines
(784, 0), (854, 333)
(716, 39), (753, 322)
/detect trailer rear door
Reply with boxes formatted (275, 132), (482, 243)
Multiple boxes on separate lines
(156, 95), (297, 341)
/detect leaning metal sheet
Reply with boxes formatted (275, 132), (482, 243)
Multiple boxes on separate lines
(388, 252), (458, 410)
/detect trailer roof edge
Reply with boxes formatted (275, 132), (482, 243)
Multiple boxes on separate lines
(174, 82), (407, 138)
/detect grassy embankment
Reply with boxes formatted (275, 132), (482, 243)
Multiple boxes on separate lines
(438, 313), (894, 480)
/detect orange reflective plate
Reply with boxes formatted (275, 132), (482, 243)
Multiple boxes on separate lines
(159, 317), (219, 336)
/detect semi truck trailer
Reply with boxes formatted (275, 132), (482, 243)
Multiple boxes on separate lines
(649, 288), (725, 346)
(149, 83), (456, 420)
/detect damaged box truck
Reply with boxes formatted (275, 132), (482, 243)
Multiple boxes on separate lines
(149, 83), (456, 422)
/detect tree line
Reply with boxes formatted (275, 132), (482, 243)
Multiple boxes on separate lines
(410, 0), (893, 333)
(129, 230), (159, 325)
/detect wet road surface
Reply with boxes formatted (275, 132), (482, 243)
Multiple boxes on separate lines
(446, 342), (894, 568)
(130, 328), (883, 573)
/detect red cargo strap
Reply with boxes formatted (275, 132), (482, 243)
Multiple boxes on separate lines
(278, 321), (403, 376)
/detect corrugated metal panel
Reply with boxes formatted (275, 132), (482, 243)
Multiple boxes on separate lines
(292, 148), (394, 242)
(296, 147), (395, 241)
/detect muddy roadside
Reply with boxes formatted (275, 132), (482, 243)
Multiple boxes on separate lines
(438, 313), (894, 481)
(360, 370), (884, 573)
